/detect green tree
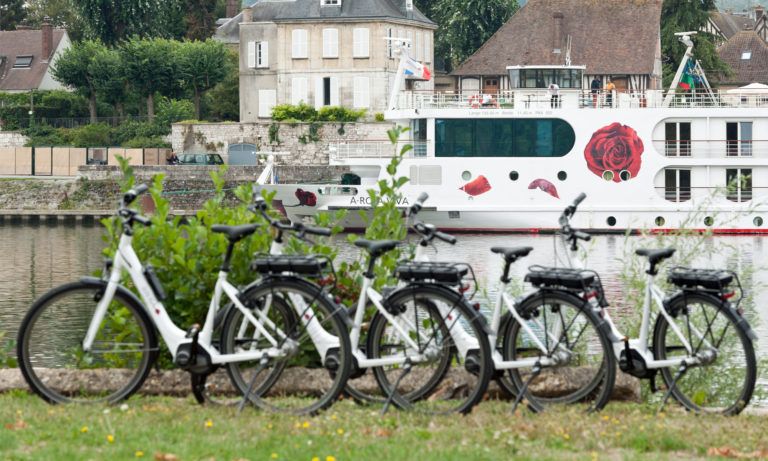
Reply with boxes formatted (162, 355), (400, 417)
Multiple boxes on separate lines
(50, 40), (106, 123)
(661, 0), (730, 87)
(24, 0), (87, 41)
(178, 39), (231, 119)
(120, 37), (180, 122)
(90, 47), (129, 125)
(0, 0), (25, 30)
(202, 49), (239, 121)
(432, 0), (519, 69)
(74, 0), (182, 46)
(184, 0), (218, 41)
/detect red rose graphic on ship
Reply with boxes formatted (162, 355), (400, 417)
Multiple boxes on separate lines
(584, 123), (644, 182)
(460, 175), (491, 196)
(295, 188), (317, 206)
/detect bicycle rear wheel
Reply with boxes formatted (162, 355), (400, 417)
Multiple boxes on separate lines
(220, 277), (352, 415)
(653, 293), (756, 415)
(502, 290), (616, 412)
(17, 281), (158, 404)
(368, 284), (492, 414)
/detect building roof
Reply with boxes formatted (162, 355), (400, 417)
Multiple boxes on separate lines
(0, 28), (67, 91)
(217, 0), (435, 44)
(451, 0), (662, 76)
(716, 29), (768, 85)
(710, 11), (756, 40)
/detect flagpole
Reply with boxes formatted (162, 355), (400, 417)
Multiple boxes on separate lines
(663, 31), (697, 108)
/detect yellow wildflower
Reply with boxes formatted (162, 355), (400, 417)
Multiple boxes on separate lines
(327, 457), (336, 461)
(135, 452), (143, 457)
(303, 421), (310, 428)
(81, 427), (88, 433)
(337, 429), (344, 435)
(271, 454), (278, 459)
(205, 420), (213, 428)
(107, 435), (114, 442)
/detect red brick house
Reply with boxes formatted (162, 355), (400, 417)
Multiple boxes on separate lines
(450, 0), (663, 94)
(0, 18), (72, 93)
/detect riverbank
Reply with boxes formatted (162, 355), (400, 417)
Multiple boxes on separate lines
(2, 393), (766, 460)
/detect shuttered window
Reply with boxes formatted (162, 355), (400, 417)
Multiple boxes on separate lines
(323, 28), (339, 58)
(247, 41), (256, 68)
(258, 89), (276, 118)
(353, 28), (370, 58)
(256, 42), (268, 68)
(292, 29), (308, 58)
(292, 78), (308, 105)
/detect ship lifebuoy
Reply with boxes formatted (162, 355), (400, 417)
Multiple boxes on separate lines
(469, 94), (481, 108)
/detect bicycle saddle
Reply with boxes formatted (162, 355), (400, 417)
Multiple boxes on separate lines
(354, 239), (399, 257)
(635, 248), (676, 264)
(490, 246), (533, 263)
(211, 223), (260, 242)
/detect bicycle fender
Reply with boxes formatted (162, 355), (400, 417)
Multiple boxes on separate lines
(242, 275), (353, 328)
(77, 276), (160, 345)
(516, 289), (622, 342)
(386, 283), (492, 336)
(665, 290), (758, 341)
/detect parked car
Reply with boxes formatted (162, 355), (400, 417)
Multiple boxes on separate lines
(178, 153), (224, 165)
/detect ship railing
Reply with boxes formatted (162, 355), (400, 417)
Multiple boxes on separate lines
(655, 185), (762, 204)
(396, 89), (768, 110)
(330, 140), (428, 160)
(653, 139), (767, 158)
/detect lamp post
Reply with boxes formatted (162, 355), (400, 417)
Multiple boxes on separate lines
(29, 89), (34, 128)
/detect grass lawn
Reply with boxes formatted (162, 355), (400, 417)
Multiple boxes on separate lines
(1, 391), (766, 460)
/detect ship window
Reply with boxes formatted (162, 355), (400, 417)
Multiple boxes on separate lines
(664, 168), (691, 202)
(602, 171), (614, 181)
(704, 216), (714, 226)
(557, 171), (567, 181)
(619, 170), (631, 181)
(509, 171), (519, 181)
(754, 216), (763, 227)
(448, 211), (460, 219)
(664, 122), (691, 156)
(435, 118), (574, 157)
(655, 216), (665, 226)
(726, 122), (752, 157)
(726, 168), (752, 202)
(607, 216), (616, 226)
(461, 170), (471, 180)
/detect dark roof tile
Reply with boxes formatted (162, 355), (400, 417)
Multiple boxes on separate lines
(0, 29), (66, 91)
(716, 29), (768, 85)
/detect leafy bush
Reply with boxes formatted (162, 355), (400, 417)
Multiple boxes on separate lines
(154, 98), (194, 128)
(40, 90), (89, 118)
(123, 136), (171, 148)
(70, 122), (112, 147)
(375, 113), (385, 122)
(111, 120), (169, 145)
(22, 125), (69, 146)
(317, 106), (366, 122)
(271, 102), (318, 122)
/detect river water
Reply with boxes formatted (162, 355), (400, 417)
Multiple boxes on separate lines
(1, 222), (766, 402)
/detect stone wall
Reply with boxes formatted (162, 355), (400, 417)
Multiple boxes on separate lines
(0, 131), (28, 147)
(171, 121), (395, 165)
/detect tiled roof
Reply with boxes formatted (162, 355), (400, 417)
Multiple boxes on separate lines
(0, 29), (66, 91)
(716, 29), (768, 85)
(710, 11), (755, 40)
(217, 0), (435, 43)
(451, 0), (662, 76)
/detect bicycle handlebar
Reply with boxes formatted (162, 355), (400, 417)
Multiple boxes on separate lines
(407, 192), (429, 217)
(248, 198), (332, 240)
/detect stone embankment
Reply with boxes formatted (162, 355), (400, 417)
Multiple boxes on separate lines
(0, 165), (349, 214)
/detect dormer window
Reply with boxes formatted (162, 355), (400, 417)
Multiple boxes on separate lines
(741, 51), (752, 60)
(13, 56), (32, 68)
(321, 0), (340, 6)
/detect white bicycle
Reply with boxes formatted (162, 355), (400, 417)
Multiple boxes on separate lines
(17, 185), (353, 415)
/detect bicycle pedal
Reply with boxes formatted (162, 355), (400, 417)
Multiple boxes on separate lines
(186, 324), (201, 339)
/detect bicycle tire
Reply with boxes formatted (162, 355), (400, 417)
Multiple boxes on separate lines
(369, 284), (492, 414)
(653, 292), (756, 415)
(17, 280), (158, 404)
(220, 277), (352, 415)
(502, 290), (616, 412)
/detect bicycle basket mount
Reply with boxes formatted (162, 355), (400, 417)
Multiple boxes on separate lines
(525, 265), (609, 306)
(667, 267), (735, 291)
(250, 254), (329, 277)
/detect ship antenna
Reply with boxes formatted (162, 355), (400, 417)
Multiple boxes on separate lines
(662, 31), (697, 107)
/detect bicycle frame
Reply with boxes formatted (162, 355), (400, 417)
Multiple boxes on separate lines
(82, 231), (291, 365)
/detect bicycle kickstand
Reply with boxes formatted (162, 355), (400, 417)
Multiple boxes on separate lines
(656, 361), (687, 417)
(237, 356), (270, 413)
(511, 362), (542, 414)
(382, 360), (412, 416)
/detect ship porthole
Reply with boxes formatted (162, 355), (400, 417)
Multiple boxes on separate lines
(602, 170), (614, 181)
(704, 216), (714, 226)
(755, 216), (764, 227)
(509, 171), (519, 181)
(461, 170), (471, 181)
(607, 216), (616, 226)
(655, 216), (665, 226)
(557, 171), (567, 181)
(619, 170), (632, 181)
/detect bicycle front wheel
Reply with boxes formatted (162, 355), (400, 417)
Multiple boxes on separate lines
(17, 281), (158, 404)
(220, 277), (352, 415)
(653, 293), (756, 415)
(369, 284), (492, 414)
(502, 290), (616, 412)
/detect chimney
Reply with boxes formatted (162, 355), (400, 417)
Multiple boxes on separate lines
(757, 6), (764, 23)
(553, 12), (564, 53)
(226, 0), (238, 18)
(405, 0), (414, 19)
(242, 6), (252, 22)
(41, 16), (53, 62)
